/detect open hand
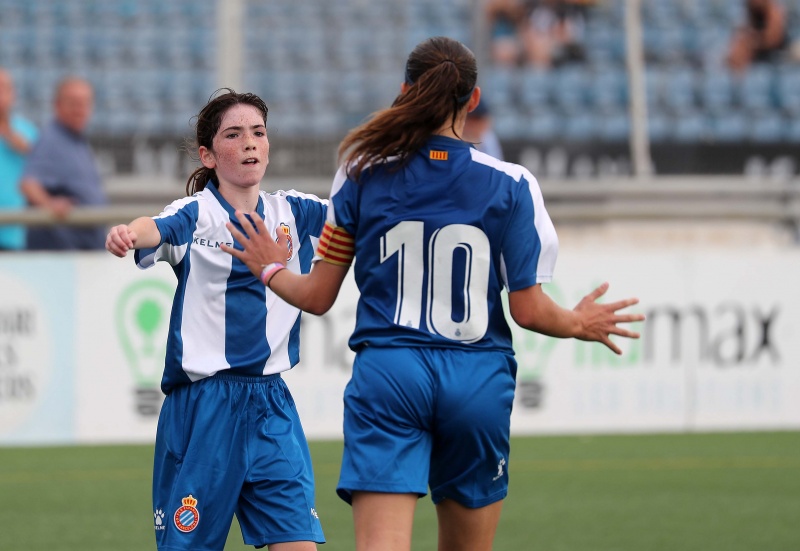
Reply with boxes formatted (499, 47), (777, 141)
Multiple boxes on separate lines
(221, 210), (289, 279)
(574, 282), (645, 355)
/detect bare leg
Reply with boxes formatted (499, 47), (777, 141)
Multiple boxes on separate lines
(436, 499), (503, 551)
(352, 491), (418, 551)
(268, 541), (317, 551)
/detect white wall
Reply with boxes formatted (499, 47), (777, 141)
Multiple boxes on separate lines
(1, 243), (798, 446)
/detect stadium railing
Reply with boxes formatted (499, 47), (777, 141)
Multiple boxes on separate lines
(2, 176), (799, 229)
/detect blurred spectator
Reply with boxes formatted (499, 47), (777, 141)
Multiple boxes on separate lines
(20, 76), (108, 250)
(485, 0), (526, 66)
(463, 100), (504, 161)
(486, 0), (592, 68)
(0, 69), (38, 251)
(521, 0), (589, 69)
(727, 0), (789, 73)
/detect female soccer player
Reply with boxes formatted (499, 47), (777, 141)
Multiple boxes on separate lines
(105, 90), (326, 551)
(223, 37), (644, 551)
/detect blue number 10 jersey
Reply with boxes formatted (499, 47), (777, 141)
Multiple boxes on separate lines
(326, 135), (558, 354)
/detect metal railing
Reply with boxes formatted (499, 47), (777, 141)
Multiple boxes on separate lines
(2, 177), (799, 227)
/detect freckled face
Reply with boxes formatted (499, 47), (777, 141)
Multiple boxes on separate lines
(200, 104), (269, 189)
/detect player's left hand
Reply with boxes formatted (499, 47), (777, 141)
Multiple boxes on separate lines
(573, 282), (645, 355)
(221, 211), (288, 278)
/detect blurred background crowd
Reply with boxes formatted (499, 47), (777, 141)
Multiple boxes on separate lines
(1, 0), (800, 250)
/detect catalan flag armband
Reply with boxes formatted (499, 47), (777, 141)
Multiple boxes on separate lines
(316, 222), (355, 266)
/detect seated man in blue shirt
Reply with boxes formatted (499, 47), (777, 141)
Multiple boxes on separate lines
(20, 76), (108, 250)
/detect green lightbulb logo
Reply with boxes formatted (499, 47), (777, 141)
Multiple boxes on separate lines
(116, 279), (174, 388)
(136, 299), (162, 357)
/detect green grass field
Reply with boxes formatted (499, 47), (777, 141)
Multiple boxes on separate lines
(1, 431), (798, 550)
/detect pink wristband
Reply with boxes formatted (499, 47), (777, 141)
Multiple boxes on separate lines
(259, 262), (286, 288)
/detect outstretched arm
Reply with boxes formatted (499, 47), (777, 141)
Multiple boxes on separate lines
(508, 282), (644, 355)
(221, 211), (349, 315)
(105, 217), (161, 258)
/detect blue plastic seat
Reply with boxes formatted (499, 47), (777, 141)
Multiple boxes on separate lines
(644, 26), (687, 64)
(492, 109), (525, 140)
(699, 70), (735, 114)
(736, 66), (775, 112)
(597, 110), (629, 141)
(551, 68), (588, 113)
(672, 110), (706, 142)
(785, 119), (800, 143)
(479, 67), (515, 111)
(749, 110), (784, 143)
(659, 66), (697, 114)
(562, 112), (599, 141)
(527, 111), (560, 141)
(647, 113), (672, 143)
(775, 66), (800, 114)
(710, 112), (748, 143)
(589, 66), (627, 111)
(517, 69), (551, 110)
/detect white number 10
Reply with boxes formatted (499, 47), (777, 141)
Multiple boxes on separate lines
(380, 221), (490, 342)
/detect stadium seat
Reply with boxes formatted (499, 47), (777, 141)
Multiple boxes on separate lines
(710, 111), (748, 143)
(698, 70), (735, 115)
(749, 111), (785, 143)
(527, 110), (561, 141)
(659, 65), (697, 114)
(480, 67), (516, 112)
(775, 66), (800, 115)
(672, 110), (707, 143)
(785, 118), (800, 143)
(597, 110), (629, 142)
(588, 65), (627, 111)
(517, 69), (551, 111)
(493, 108), (526, 140)
(643, 26), (688, 65)
(562, 112), (599, 141)
(582, 23), (622, 65)
(646, 113), (672, 143)
(551, 68), (588, 113)
(736, 66), (776, 113)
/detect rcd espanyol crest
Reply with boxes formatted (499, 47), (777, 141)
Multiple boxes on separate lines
(174, 494), (200, 533)
(278, 222), (293, 261)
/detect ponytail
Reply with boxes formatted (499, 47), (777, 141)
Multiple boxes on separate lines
(339, 37), (477, 182)
(186, 167), (216, 196)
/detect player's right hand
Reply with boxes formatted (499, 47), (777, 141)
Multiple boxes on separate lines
(106, 224), (137, 257)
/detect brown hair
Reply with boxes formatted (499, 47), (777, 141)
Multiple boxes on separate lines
(338, 36), (477, 182)
(185, 88), (269, 195)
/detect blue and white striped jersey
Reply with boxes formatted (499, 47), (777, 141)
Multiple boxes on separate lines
(327, 135), (558, 354)
(135, 181), (327, 394)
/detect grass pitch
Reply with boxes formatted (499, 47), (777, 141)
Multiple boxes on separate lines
(0, 431), (798, 550)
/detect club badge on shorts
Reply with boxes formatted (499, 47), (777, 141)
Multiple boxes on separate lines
(174, 495), (200, 533)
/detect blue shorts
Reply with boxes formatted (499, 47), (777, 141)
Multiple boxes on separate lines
(153, 372), (324, 550)
(337, 346), (517, 508)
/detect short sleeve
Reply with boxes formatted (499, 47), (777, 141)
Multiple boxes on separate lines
(500, 171), (558, 291)
(135, 199), (199, 269)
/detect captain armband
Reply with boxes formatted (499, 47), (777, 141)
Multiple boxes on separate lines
(316, 221), (355, 266)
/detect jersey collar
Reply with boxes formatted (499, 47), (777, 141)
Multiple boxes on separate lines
(206, 180), (265, 220)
